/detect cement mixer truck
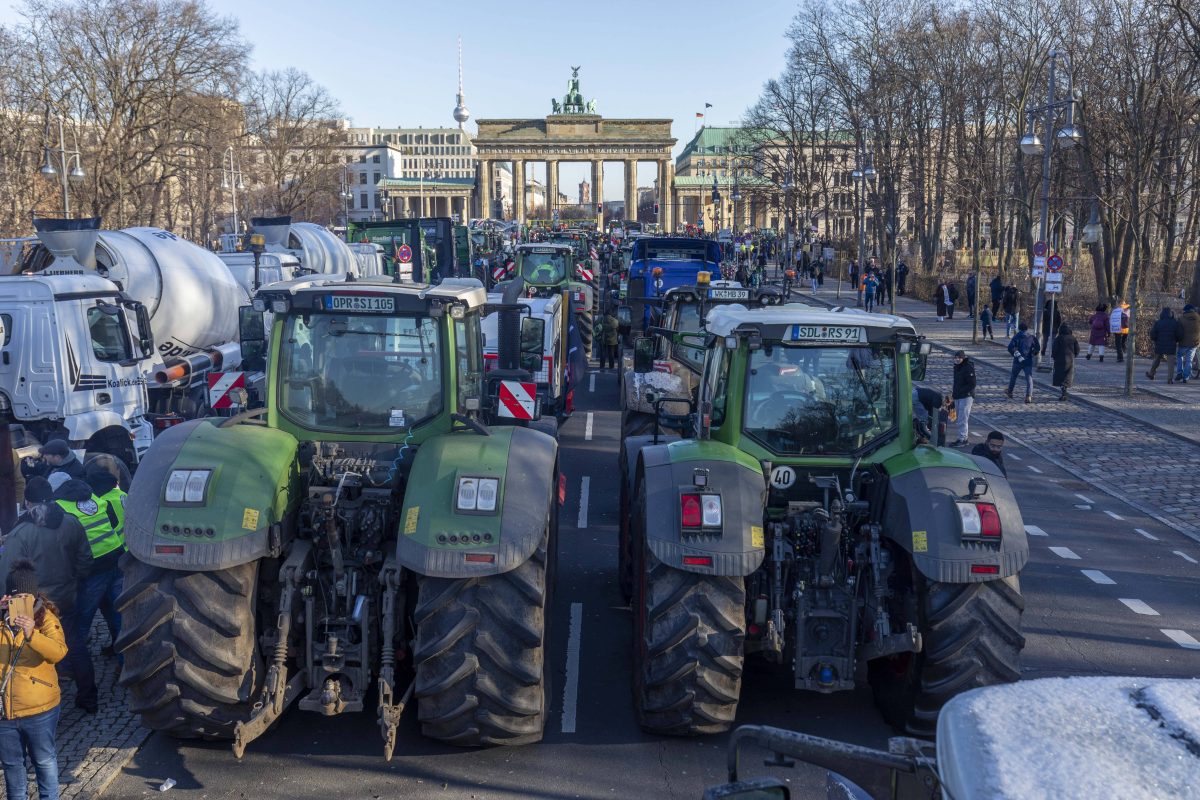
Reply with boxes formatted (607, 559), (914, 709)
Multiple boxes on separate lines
(218, 216), (377, 289)
(0, 217), (254, 472)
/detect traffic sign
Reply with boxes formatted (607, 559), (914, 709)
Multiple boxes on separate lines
(208, 372), (245, 410)
(498, 380), (537, 420)
(396, 244), (413, 264)
(1047, 254), (1064, 272)
(1044, 272), (1063, 294)
(1032, 266), (1044, 278)
(1033, 241), (1048, 257)
(1033, 255), (1047, 268)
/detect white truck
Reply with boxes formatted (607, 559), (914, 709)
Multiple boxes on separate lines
(481, 292), (571, 420)
(0, 217), (251, 470)
(217, 216), (380, 287)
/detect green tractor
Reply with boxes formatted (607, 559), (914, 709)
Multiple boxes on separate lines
(115, 276), (560, 758)
(504, 242), (596, 357)
(619, 305), (1026, 738)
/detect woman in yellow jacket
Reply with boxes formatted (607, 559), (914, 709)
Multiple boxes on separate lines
(0, 560), (67, 800)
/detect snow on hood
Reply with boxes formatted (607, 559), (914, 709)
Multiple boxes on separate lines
(937, 677), (1200, 799)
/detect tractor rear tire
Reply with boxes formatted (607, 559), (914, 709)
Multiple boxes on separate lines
(413, 532), (550, 746)
(622, 410), (656, 438)
(870, 575), (1024, 738)
(114, 555), (262, 739)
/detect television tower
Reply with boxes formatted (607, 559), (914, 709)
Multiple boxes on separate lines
(452, 36), (470, 130)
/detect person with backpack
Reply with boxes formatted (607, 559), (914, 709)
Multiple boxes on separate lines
(1109, 300), (1131, 362)
(1086, 304), (1109, 361)
(1005, 321), (1040, 403)
(1146, 308), (1180, 383)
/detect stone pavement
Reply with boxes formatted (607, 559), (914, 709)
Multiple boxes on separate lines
(1, 617), (149, 799)
(798, 278), (1200, 543)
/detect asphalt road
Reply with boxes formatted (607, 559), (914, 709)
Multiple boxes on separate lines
(103, 366), (1200, 799)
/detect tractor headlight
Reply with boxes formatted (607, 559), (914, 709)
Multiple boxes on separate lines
(456, 477), (478, 510)
(271, 298), (289, 314)
(165, 469), (212, 504)
(476, 478), (499, 511)
(449, 303), (466, 320)
(456, 476), (500, 512)
(252, 297), (267, 312)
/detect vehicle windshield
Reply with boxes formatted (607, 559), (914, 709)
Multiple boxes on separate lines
(669, 301), (705, 369)
(520, 250), (567, 284)
(278, 313), (442, 431)
(743, 344), (897, 455)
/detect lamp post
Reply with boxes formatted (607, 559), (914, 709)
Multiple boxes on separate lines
(782, 176), (794, 277)
(339, 164), (353, 227)
(1019, 49), (1081, 370)
(220, 145), (245, 235)
(38, 116), (85, 218)
(850, 147), (875, 304)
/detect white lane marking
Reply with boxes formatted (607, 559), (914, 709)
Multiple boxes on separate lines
(1075, 493), (1096, 504)
(1161, 629), (1200, 650)
(1104, 510), (1124, 520)
(1081, 569), (1116, 585)
(1074, 504), (1092, 510)
(584, 412), (594, 441)
(1024, 525), (1049, 537)
(1008, 453), (1023, 461)
(1049, 546), (1080, 560)
(1119, 598), (1159, 616)
(561, 602), (583, 733)
(1135, 528), (1159, 541)
(1174, 551), (1198, 565)
(1026, 465), (1043, 474)
(577, 477), (590, 529)
(589, 373), (596, 392)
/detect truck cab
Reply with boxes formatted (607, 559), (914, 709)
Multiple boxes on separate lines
(624, 237), (722, 333)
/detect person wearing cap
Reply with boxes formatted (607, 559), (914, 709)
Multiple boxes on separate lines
(36, 439), (85, 484)
(950, 351), (976, 447)
(971, 431), (1008, 477)
(0, 559), (68, 800)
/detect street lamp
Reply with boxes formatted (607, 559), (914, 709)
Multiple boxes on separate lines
(850, 147), (875, 303)
(1020, 49), (1081, 370)
(220, 145), (245, 235)
(339, 164), (353, 226)
(38, 116), (85, 217)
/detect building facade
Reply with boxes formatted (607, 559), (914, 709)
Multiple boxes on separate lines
(342, 124), (477, 220)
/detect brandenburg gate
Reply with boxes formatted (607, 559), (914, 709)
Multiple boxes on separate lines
(473, 68), (676, 230)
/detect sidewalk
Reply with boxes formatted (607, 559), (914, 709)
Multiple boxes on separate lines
(796, 278), (1200, 543)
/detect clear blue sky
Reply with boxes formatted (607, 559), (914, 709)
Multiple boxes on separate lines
(1, 0), (798, 198)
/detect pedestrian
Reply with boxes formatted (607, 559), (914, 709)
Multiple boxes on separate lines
(989, 274), (1004, 316)
(1051, 322), (1079, 401)
(950, 350), (976, 446)
(1002, 285), (1020, 337)
(881, 264), (894, 306)
(1177, 304), (1200, 383)
(1109, 300), (1131, 362)
(896, 261), (909, 296)
(970, 431), (1008, 477)
(854, 263), (864, 307)
(935, 281), (952, 321)
(600, 309), (619, 370)
(810, 262), (820, 293)
(1086, 304), (1109, 361)
(0, 559), (68, 800)
(947, 282), (960, 319)
(980, 306), (994, 340)
(1040, 298), (1062, 357)
(863, 271), (879, 312)
(20, 439), (83, 485)
(1146, 308), (1180, 383)
(1005, 321), (1040, 403)
(966, 274), (977, 318)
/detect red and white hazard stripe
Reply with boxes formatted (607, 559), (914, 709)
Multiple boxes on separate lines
(575, 264), (594, 282)
(207, 371), (245, 410)
(498, 381), (537, 420)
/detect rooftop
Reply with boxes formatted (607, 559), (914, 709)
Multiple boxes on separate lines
(705, 304), (916, 337)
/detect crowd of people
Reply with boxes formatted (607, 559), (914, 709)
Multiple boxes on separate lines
(0, 439), (127, 799)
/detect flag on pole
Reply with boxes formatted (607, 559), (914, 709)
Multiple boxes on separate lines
(705, 102), (713, 109)
(695, 112), (704, 118)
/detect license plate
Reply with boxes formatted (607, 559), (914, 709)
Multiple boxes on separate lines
(790, 324), (865, 343)
(709, 288), (750, 300)
(324, 295), (395, 313)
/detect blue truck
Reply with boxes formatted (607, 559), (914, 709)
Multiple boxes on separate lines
(621, 237), (723, 334)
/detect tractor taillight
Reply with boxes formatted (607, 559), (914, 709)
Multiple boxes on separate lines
(978, 504), (1002, 537)
(958, 502), (1002, 540)
(681, 493), (721, 531)
(682, 555), (713, 567)
(680, 494), (702, 528)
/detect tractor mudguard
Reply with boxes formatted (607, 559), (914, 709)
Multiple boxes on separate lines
(883, 447), (1028, 582)
(397, 425), (557, 578)
(622, 369), (690, 417)
(124, 418), (300, 570)
(638, 440), (766, 577)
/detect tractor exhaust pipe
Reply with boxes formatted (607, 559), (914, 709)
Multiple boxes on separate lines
(497, 276), (525, 373)
(154, 342), (241, 385)
(33, 217), (100, 270)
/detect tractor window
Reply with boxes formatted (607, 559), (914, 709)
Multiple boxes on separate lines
(278, 313), (442, 431)
(701, 344), (733, 428)
(670, 302), (706, 370)
(454, 315), (483, 411)
(743, 344), (897, 455)
(520, 250), (566, 284)
(86, 305), (133, 362)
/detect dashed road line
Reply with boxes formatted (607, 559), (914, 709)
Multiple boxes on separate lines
(1135, 528), (1159, 541)
(1104, 510), (1124, 520)
(589, 373), (596, 392)
(1074, 504), (1092, 510)
(1161, 629), (1200, 650)
(561, 602), (583, 733)
(1174, 551), (1198, 565)
(1026, 465), (1044, 474)
(1081, 569), (1116, 585)
(584, 412), (593, 441)
(1118, 598), (1159, 616)
(577, 477), (590, 529)
(1024, 525), (1049, 537)
(1075, 493), (1095, 504)
(1008, 453), (1022, 461)
(1049, 546), (1080, 560)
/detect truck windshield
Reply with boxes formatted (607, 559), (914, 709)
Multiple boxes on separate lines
(520, 251), (566, 284)
(743, 344), (897, 455)
(278, 313), (442, 431)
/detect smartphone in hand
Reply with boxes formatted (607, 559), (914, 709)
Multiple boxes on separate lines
(6, 594), (34, 623)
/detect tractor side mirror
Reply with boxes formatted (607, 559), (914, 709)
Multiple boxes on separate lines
(702, 779), (789, 800)
(238, 305), (267, 373)
(520, 317), (545, 374)
(633, 337), (654, 373)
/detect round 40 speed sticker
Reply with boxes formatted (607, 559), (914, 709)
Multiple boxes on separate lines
(769, 465), (796, 489)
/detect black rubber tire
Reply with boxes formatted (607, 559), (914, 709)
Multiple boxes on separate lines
(870, 575), (1024, 738)
(632, 482), (745, 735)
(617, 453), (633, 603)
(413, 532), (550, 746)
(114, 555), (262, 739)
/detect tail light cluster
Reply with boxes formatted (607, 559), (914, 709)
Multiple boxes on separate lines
(956, 502), (1002, 540)
(680, 493), (722, 532)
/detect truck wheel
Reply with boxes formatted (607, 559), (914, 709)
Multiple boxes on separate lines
(632, 475), (745, 735)
(870, 575), (1024, 737)
(413, 531), (550, 746)
(617, 469), (633, 603)
(115, 555), (262, 739)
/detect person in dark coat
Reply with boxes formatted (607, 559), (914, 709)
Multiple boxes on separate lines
(1051, 322), (1079, 400)
(947, 282), (960, 319)
(1086, 304), (1109, 361)
(971, 431), (1007, 476)
(966, 274), (977, 318)
(950, 351), (976, 446)
(896, 261), (909, 295)
(989, 274), (1004, 316)
(1040, 298), (1063, 357)
(935, 281), (953, 321)
(1146, 307), (1180, 383)
(1002, 285), (1020, 337)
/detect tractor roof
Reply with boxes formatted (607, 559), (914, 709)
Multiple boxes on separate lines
(706, 304), (917, 338)
(518, 243), (573, 253)
(261, 275), (488, 309)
